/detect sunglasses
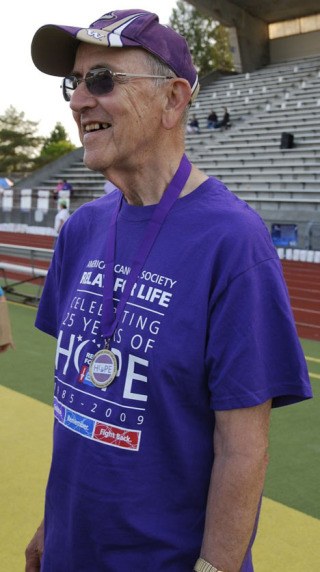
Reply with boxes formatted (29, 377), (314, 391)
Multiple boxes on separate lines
(61, 67), (174, 101)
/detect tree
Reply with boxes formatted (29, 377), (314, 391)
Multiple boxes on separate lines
(35, 122), (76, 167)
(169, 1), (234, 76)
(46, 122), (69, 144)
(0, 106), (43, 174)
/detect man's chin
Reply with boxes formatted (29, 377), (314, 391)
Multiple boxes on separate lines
(83, 149), (108, 174)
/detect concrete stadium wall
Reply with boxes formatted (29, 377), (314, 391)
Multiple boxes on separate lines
(191, 0), (320, 71)
(270, 30), (320, 63)
(193, 0), (270, 72)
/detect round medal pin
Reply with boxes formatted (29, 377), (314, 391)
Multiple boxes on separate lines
(89, 349), (117, 388)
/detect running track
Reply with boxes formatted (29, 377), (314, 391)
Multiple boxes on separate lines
(1, 232), (319, 340)
(282, 260), (320, 341)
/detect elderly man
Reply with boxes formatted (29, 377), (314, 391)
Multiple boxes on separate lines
(26, 9), (311, 572)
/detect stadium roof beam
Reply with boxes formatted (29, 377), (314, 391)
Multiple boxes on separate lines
(189, 0), (320, 72)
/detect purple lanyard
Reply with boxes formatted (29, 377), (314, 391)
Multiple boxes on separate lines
(101, 154), (192, 341)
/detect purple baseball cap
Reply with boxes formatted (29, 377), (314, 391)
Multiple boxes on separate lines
(31, 9), (199, 101)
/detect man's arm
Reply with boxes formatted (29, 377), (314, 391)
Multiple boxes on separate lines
(25, 519), (44, 572)
(200, 399), (272, 572)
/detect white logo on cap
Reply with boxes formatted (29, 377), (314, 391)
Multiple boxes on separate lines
(87, 30), (105, 40)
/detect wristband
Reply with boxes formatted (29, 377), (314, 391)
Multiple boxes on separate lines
(194, 557), (224, 572)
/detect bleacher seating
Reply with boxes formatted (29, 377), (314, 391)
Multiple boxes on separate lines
(183, 55), (320, 243)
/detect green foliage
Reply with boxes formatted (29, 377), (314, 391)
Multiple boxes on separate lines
(0, 106), (43, 174)
(46, 122), (69, 143)
(169, 0), (234, 76)
(0, 109), (76, 174)
(35, 122), (76, 168)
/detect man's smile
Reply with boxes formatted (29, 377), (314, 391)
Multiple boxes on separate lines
(84, 122), (111, 133)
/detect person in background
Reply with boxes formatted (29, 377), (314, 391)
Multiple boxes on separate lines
(187, 113), (200, 133)
(53, 178), (64, 201)
(214, 106), (231, 129)
(61, 178), (73, 195)
(26, 8), (312, 572)
(207, 110), (218, 128)
(0, 286), (14, 353)
(54, 178), (73, 208)
(54, 199), (70, 244)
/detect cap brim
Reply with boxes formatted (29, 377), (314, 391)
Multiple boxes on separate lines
(31, 25), (81, 76)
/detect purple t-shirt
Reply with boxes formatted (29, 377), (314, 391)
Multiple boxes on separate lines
(36, 178), (312, 571)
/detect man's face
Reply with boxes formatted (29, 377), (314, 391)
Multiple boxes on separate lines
(69, 44), (165, 176)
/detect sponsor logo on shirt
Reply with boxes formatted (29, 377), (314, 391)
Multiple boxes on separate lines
(94, 422), (141, 450)
(64, 409), (95, 437)
(78, 365), (96, 387)
(54, 397), (66, 423)
(54, 396), (141, 451)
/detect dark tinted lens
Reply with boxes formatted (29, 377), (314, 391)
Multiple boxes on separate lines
(86, 70), (114, 96)
(62, 76), (78, 102)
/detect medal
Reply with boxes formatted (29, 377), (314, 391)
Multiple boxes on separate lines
(97, 154), (191, 389)
(89, 347), (118, 388)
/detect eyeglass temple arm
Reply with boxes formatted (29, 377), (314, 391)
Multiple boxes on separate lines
(113, 72), (174, 80)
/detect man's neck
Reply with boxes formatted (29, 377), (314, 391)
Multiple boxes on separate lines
(104, 155), (208, 206)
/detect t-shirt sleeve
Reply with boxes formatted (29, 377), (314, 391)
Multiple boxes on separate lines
(205, 258), (312, 410)
(35, 246), (61, 338)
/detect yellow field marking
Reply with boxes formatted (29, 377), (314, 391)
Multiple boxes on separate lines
(0, 385), (52, 570)
(253, 497), (320, 571)
(305, 355), (320, 364)
(309, 372), (320, 380)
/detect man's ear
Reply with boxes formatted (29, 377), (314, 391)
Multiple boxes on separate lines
(162, 78), (192, 129)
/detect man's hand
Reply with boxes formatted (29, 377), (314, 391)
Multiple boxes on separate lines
(25, 520), (44, 571)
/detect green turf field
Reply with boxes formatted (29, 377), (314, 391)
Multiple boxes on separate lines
(264, 340), (320, 520)
(0, 302), (55, 405)
(1, 301), (319, 570)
